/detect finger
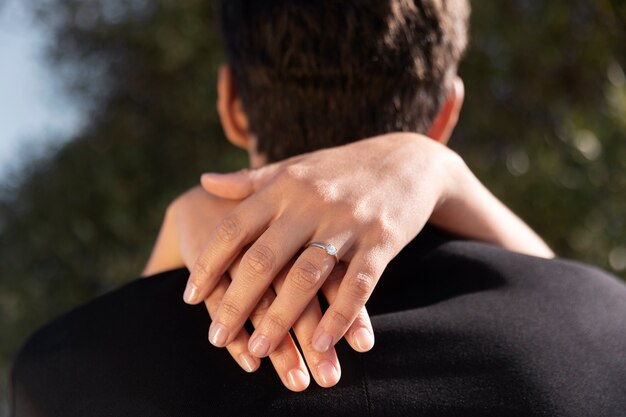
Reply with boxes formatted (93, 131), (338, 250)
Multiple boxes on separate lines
(200, 156), (305, 199)
(272, 264), (341, 388)
(265, 331), (310, 392)
(246, 280), (310, 392)
(183, 192), (274, 305)
(208, 216), (314, 348)
(205, 273), (310, 391)
(322, 262), (375, 353)
(200, 171), (256, 200)
(203, 275), (261, 373)
(291, 296), (342, 387)
(248, 237), (351, 358)
(200, 164), (278, 200)
(312, 247), (388, 353)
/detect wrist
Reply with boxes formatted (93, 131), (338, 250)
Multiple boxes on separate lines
(432, 146), (469, 212)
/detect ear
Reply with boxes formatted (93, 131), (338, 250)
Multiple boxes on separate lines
(427, 77), (465, 145)
(217, 64), (252, 150)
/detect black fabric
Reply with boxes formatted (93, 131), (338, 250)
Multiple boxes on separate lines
(10, 228), (626, 416)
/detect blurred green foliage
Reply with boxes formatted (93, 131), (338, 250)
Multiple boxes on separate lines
(1, 0), (625, 411)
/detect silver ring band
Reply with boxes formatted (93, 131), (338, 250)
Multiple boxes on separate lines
(307, 242), (339, 262)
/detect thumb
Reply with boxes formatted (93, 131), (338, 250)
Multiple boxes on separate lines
(201, 159), (291, 199)
(200, 170), (255, 199)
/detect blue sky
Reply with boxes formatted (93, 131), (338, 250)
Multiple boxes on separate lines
(0, 0), (81, 181)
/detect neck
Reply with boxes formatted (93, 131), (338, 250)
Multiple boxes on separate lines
(249, 153), (266, 169)
(246, 135), (268, 168)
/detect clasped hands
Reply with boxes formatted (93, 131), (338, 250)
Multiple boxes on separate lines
(166, 133), (552, 391)
(168, 133), (465, 391)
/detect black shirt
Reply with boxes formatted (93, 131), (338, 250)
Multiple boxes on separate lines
(10, 229), (626, 416)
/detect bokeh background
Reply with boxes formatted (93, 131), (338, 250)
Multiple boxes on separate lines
(1, 0), (625, 412)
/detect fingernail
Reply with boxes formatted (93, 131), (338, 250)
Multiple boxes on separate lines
(353, 328), (375, 352)
(287, 368), (309, 391)
(313, 333), (333, 352)
(183, 281), (199, 304)
(249, 334), (270, 357)
(239, 353), (258, 373)
(316, 361), (340, 387)
(208, 322), (229, 347)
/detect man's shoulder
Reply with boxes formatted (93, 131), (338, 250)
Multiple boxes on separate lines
(372, 227), (626, 314)
(15, 269), (194, 357)
(11, 269), (200, 416)
(368, 231), (626, 415)
(10, 268), (370, 416)
(11, 234), (626, 416)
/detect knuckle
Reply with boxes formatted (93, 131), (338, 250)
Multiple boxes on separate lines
(350, 208), (371, 229)
(219, 299), (243, 319)
(249, 309), (265, 324)
(371, 217), (393, 239)
(368, 219), (400, 254)
(281, 164), (307, 184)
(280, 166), (333, 200)
(244, 244), (276, 275)
(216, 215), (242, 244)
(263, 311), (290, 334)
(299, 336), (317, 354)
(291, 260), (323, 292)
(249, 297), (273, 323)
(347, 271), (376, 302)
(192, 256), (212, 282)
(312, 180), (340, 205)
(255, 294), (274, 314)
(274, 165), (307, 193)
(328, 308), (352, 328)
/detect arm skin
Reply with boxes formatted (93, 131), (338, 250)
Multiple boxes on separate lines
(144, 133), (553, 391)
(428, 156), (553, 258)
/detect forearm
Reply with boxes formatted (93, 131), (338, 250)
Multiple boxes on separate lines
(142, 204), (185, 277)
(430, 157), (554, 258)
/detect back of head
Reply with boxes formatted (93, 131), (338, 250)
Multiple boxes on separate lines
(218, 0), (470, 162)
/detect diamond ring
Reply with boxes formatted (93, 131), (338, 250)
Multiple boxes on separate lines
(307, 242), (339, 262)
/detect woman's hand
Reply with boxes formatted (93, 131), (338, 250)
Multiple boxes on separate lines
(152, 187), (368, 391)
(186, 132), (553, 362)
(183, 133), (483, 360)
